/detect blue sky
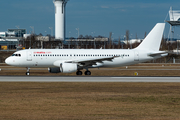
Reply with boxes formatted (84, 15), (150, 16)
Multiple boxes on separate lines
(0, 0), (180, 39)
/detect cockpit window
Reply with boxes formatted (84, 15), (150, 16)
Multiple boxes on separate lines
(12, 54), (21, 57)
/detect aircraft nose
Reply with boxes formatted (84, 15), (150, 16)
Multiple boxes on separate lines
(5, 57), (11, 65)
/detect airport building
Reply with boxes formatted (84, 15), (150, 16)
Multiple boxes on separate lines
(0, 29), (26, 50)
(0, 29), (26, 38)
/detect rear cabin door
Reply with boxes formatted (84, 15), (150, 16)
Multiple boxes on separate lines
(134, 51), (139, 61)
(27, 51), (32, 61)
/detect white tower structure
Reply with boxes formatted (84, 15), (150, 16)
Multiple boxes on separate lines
(169, 7), (180, 21)
(166, 7), (180, 53)
(53, 0), (69, 41)
(167, 7), (180, 39)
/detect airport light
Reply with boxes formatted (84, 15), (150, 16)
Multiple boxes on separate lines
(16, 26), (20, 37)
(69, 31), (71, 38)
(76, 28), (79, 38)
(30, 26), (34, 34)
(49, 27), (53, 37)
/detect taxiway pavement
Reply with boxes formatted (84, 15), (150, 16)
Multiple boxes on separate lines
(0, 76), (180, 82)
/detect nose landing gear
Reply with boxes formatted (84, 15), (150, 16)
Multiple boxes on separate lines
(26, 68), (30, 76)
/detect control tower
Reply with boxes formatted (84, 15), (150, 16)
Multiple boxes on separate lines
(53, 0), (69, 41)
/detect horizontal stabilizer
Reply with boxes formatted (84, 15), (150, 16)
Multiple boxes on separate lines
(148, 51), (168, 57)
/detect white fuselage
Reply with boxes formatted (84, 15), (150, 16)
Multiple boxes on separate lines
(5, 49), (158, 68)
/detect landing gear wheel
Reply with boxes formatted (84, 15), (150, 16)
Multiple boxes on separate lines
(26, 67), (30, 76)
(76, 71), (82, 75)
(26, 72), (30, 76)
(85, 71), (91, 75)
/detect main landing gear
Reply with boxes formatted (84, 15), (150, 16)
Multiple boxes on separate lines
(76, 71), (82, 75)
(76, 70), (91, 76)
(26, 67), (30, 76)
(85, 70), (91, 75)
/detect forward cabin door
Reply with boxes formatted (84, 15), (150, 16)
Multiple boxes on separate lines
(134, 51), (139, 61)
(27, 51), (32, 61)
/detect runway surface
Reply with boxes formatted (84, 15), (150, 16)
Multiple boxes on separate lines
(0, 76), (180, 82)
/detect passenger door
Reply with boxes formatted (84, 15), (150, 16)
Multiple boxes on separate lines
(134, 51), (139, 61)
(27, 51), (32, 61)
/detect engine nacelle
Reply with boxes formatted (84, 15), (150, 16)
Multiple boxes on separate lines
(49, 63), (77, 73)
(48, 67), (61, 73)
(60, 63), (77, 73)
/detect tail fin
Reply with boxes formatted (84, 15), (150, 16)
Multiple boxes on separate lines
(135, 23), (165, 51)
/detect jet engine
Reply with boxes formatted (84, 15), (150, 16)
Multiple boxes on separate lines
(49, 63), (77, 73)
(48, 67), (61, 73)
(60, 63), (77, 73)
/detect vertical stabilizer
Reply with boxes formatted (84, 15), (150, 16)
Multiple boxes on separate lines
(135, 23), (165, 51)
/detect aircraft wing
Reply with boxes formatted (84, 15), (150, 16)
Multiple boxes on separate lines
(64, 56), (116, 67)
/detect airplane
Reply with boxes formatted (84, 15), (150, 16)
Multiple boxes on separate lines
(5, 23), (168, 76)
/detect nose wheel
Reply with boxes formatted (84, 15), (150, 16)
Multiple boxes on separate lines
(26, 72), (30, 76)
(26, 68), (30, 76)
